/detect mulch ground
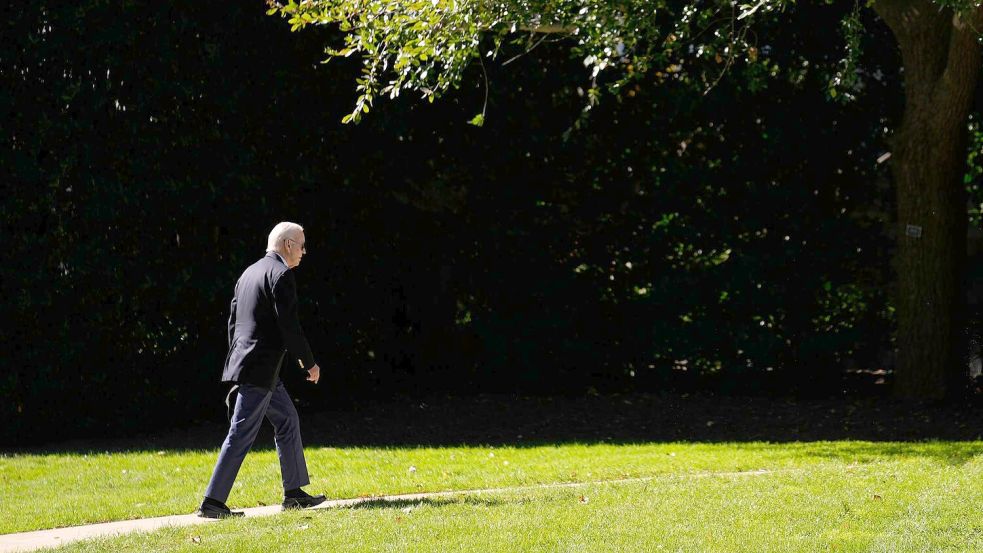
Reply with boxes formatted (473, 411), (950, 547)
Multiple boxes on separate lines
(297, 392), (983, 446)
(35, 391), (983, 454)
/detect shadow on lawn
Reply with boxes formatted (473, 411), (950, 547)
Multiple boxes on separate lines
(338, 496), (507, 512)
(712, 440), (982, 466)
(6, 392), (982, 458)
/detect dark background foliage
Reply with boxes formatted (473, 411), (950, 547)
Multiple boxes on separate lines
(3, 1), (970, 446)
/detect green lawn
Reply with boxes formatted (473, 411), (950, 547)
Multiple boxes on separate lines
(2, 441), (981, 551)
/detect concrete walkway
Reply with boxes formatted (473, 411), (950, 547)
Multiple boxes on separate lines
(0, 469), (780, 552)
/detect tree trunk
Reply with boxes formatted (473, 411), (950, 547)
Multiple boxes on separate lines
(875, 0), (982, 400)
(892, 106), (969, 400)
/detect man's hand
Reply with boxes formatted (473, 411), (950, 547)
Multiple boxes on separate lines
(306, 364), (320, 384)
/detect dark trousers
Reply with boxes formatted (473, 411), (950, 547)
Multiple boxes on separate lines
(204, 381), (310, 503)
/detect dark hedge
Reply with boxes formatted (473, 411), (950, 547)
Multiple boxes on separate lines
(0, 2), (941, 445)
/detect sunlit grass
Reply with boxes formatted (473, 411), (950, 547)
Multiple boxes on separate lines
(2, 440), (980, 538)
(43, 454), (983, 552)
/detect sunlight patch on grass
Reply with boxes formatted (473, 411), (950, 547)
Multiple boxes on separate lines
(1, 441), (979, 536)
(43, 458), (983, 552)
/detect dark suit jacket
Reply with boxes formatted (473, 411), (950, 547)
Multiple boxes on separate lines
(222, 252), (316, 390)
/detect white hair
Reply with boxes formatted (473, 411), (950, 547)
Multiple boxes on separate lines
(266, 222), (304, 252)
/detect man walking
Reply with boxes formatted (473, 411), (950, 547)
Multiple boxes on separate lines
(197, 222), (326, 518)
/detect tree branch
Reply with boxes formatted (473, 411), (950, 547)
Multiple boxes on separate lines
(517, 23), (575, 34)
(935, 4), (983, 124)
(873, 0), (951, 104)
(871, 0), (910, 40)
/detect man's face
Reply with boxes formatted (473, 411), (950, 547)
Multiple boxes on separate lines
(284, 230), (306, 268)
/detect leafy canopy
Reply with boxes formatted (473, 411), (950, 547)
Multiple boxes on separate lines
(271, 0), (982, 124)
(270, 0), (802, 124)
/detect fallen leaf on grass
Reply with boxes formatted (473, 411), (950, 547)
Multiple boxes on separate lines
(190, 536), (201, 544)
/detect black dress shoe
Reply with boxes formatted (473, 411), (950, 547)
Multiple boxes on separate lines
(282, 489), (327, 509)
(196, 497), (245, 519)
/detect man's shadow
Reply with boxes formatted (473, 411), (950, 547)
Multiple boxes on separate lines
(323, 496), (507, 512)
